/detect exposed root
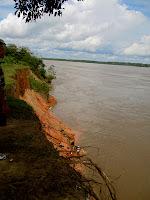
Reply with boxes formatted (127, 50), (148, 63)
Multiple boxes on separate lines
(68, 156), (117, 200)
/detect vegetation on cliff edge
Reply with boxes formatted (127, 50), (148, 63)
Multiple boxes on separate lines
(2, 44), (55, 97)
(0, 44), (87, 200)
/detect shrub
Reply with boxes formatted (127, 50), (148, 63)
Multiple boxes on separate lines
(4, 44), (47, 79)
(29, 75), (50, 97)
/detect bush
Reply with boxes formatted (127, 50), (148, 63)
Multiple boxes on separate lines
(4, 44), (47, 79)
(46, 74), (55, 83)
(46, 65), (56, 83)
(29, 75), (50, 97)
(39, 67), (46, 79)
(2, 44), (55, 96)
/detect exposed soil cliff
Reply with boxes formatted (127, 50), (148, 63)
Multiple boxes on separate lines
(1, 68), (116, 200)
(15, 69), (85, 157)
(48, 95), (57, 107)
(14, 69), (30, 97)
(21, 89), (76, 157)
(0, 68), (86, 200)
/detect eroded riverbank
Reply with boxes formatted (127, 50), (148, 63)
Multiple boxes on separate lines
(21, 89), (86, 158)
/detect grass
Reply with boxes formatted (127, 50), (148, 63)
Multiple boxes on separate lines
(29, 75), (50, 97)
(2, 63), (29, 94)
(2, 63), (50, 97)
(2, 63), (29, 86)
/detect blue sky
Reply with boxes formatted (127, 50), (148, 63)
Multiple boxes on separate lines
(121, 0), (150, 17)
(0, 0), (150, 63)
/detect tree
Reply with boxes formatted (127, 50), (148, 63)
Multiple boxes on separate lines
(14, 0), (82, 22)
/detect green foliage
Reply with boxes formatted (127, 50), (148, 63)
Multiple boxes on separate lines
(29, 75), (50, 97)
(2, 56), (52, 97)
(39, 66), (46, 79)
(2, 44), (55, 96)
(3, 55), (17, 64)
(2, 63), (29, 95)
(5, 44), (18, 58)
(4, 44), (47, 79)
(2, 63), (29, 86)
(46, 74), (55, 83)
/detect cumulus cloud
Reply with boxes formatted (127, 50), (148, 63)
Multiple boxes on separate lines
(0, 0), (150, 62)
(124, 35), (150, 56)
(0, 0), (14, 6)
(0, 14), (29, 38)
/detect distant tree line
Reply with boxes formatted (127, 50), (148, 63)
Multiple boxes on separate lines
(44, 58), (150, 68)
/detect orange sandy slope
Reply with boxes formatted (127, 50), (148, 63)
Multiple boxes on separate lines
(21, 89), (85, 157)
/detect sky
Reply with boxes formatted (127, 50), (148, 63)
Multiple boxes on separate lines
(0, 0), (150, 63)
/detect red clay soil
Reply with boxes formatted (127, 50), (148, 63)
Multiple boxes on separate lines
(14, 69), (30, 98)
(21, 89), (74, 156)
(48, 95), (57, 107)
(21, 89), (85, 158)
(14, 69), (85, 158)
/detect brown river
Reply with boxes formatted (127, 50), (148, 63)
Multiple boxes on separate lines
(44, 60), (150, 200)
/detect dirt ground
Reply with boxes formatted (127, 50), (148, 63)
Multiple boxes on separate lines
(0, 118), (85, 200)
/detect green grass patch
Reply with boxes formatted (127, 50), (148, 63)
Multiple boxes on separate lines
(2, 63), (29, 92)
(2, 63), (29, 85)
(2, 63), (50, 97)
(29, 75), (50, 97)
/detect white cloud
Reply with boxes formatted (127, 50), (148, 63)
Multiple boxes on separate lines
(0, 14), (28, 38)
(0, 0), (14, 6)
(124, 35), (150, 56)
(0, 0), (150, 62)
(58, 36), (103, 52)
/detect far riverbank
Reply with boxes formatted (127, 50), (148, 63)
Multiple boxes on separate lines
(43, 58), (150, 68)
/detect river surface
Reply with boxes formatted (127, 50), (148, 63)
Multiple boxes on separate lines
(44, 60), (150, 200)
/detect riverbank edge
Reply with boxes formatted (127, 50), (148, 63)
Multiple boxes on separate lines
(0, 68), (86, 199)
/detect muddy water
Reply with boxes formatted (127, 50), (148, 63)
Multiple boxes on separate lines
(44, 60), (150, 200)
